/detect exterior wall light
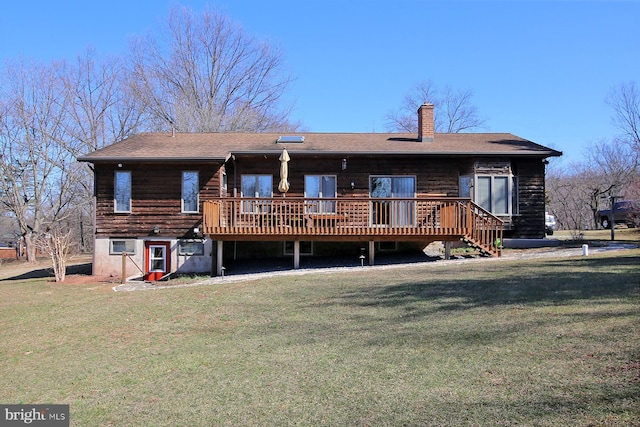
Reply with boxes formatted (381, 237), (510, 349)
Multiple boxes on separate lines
(342, 158), (347, 170)
(153, 225), (159, 234)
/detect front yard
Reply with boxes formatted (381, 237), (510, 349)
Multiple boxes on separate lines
(0, 242), (639, 425)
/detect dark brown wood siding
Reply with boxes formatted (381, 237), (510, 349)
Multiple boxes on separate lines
(94, 162), (223, 238)
(229, 154), (471, 197)
(510, 158), (546, 238)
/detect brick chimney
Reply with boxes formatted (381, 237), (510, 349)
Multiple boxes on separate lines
(417, 103), (434, 142)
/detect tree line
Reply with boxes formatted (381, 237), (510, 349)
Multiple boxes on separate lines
(547, 82), (640, 234)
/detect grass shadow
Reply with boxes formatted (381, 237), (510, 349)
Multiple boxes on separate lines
(0, 262), (93, 281)
(331, 254), (640, 314)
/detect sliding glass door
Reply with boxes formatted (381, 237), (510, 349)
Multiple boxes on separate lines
(370, 176), (416, 226)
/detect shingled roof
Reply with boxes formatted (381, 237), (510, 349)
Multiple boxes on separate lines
(77, 132), (562, 163)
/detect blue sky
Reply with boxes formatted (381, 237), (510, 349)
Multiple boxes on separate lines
(1, 1), (638, 164)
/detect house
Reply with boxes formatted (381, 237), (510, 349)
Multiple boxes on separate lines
(78, 104), (561, 279)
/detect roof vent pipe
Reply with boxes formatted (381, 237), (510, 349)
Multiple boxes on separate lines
(417, 103), (435, 142)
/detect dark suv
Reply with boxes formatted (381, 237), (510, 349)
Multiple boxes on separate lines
(595, 200), (640, 229)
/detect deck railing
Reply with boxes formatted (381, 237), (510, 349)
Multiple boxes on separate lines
(203, 197), (503, 255)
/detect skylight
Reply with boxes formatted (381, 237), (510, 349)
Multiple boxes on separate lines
(277, 136), (305, 143)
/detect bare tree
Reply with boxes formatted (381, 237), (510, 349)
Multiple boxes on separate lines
(547, 83), (640, 234)
(57, 50), (150, 252)
(591, 82), (640, 216)
(586, 137), (637, 193)
(606, 81), (640, 155)
(60, 49), (148, 155)
(128, 5), (300, 133)
(0, 59), (83, 262)
(547, 138), (638, 233)
(386, 79), (486, 133)
(37, 225), (74, 282)
(547, 162), (593, 236)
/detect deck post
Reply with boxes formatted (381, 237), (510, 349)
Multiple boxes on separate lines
(293, 240), (300, 269)
(368, 241), (375, 265)
(121, 252), (127, 284)
(444, 241), (451, 260)
(216, 240), (224, 276)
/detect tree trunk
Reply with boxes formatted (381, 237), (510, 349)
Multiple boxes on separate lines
(24, 233), (37, 263)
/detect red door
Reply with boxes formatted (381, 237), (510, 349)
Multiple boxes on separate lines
(145, 241), (171, 281)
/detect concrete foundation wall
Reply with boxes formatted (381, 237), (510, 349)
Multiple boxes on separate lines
(93, 237), (213, 277)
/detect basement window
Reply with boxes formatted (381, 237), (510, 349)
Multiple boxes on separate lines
(377, 242), (398, 252)
(284, 241), (313, 256)
(110, 239), (136, 255)
(178, 239), (205, 256)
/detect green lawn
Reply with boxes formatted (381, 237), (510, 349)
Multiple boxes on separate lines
(1, 249), (639, 426)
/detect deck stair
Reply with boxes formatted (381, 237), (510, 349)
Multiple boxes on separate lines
(460, 235), (500, 257)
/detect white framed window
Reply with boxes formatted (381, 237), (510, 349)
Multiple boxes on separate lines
(305, 175), (337, 213)
(178, 239), (205, 256)
(242, 174), (273, 197)
(148, 245), (167, 272)
(241, 175), (272, 212)
(110, 239), (136, 255)
(461, 174), (519, 216)
(114, 171), (131, 213)
(182, 171), (199, 213)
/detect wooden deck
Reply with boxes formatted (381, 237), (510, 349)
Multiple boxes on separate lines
(202, 197), (503, 257)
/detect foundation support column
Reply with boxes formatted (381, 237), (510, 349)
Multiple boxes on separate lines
(216, 240), (224, 276)
(444, 241), (452, 260)
(369, 241), (375, 266)
(293, 240), (300, 269)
